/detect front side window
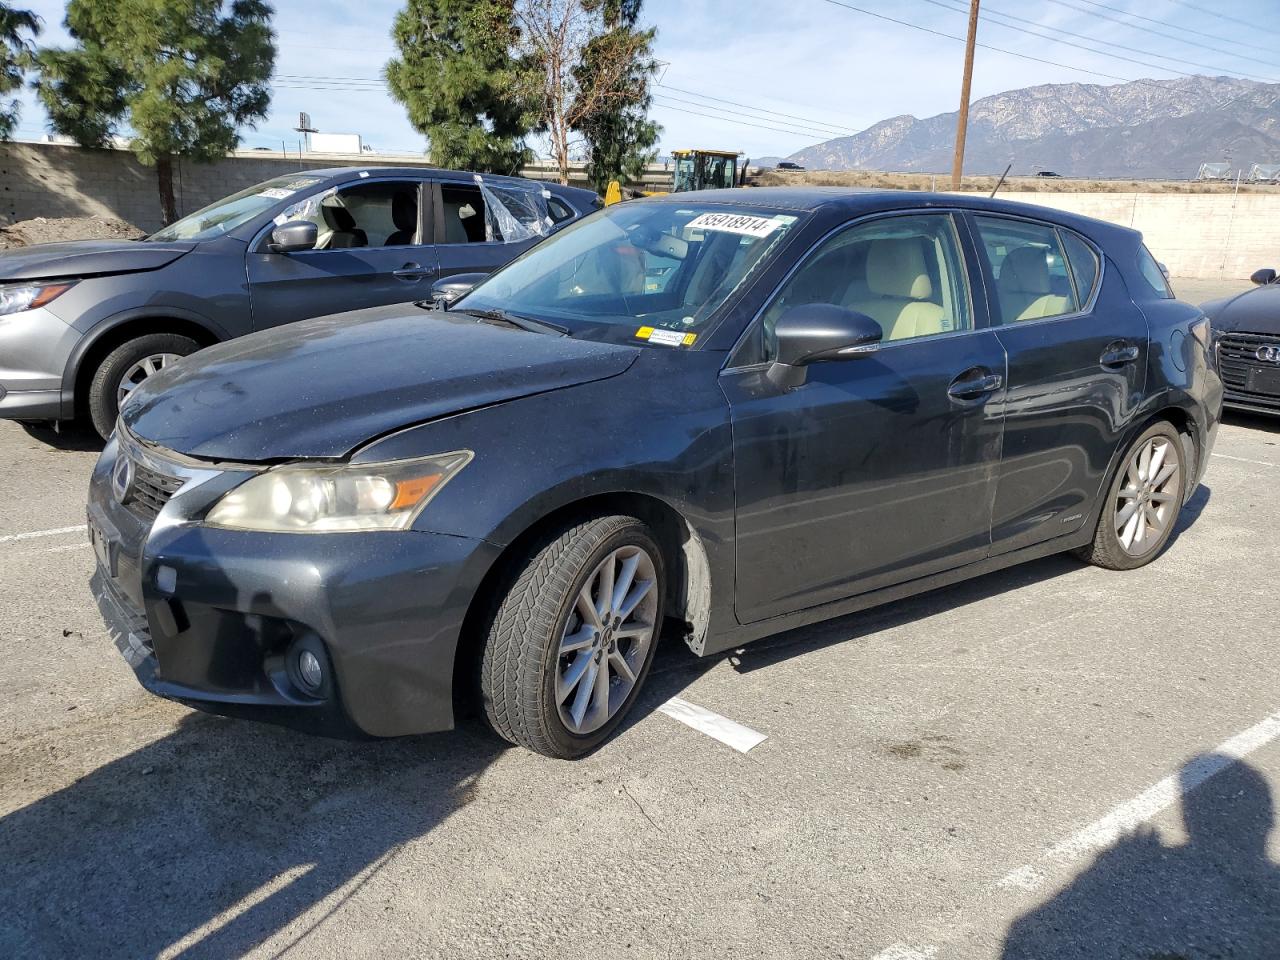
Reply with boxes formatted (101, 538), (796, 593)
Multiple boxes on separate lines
(753, 213), (973, 361)
(460, 203), (804, 346)
(276, 180), (421, 250)
(975, 216), (1079, 323)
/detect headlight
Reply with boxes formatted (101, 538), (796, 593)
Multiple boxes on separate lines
(0, 281), (76, 317)
(204, 451), (472, 533)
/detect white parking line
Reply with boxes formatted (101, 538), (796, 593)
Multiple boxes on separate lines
(1212, 452), (1276, 468)
(997, 708), (1280, 893)
(657, 697), (768, 753)
(870, 944), (938, 960)
(0, 524), (83, 544)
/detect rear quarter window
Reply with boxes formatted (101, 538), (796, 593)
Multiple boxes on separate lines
(1135, 245), (1173, 299)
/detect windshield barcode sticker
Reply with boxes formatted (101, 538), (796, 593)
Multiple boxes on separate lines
(685, 213), (782, 238)
(636, 327), (697, 347)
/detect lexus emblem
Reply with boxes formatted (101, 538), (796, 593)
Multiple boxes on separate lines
(111, 455), (134, 505)
(1257, 345), (1280, 363)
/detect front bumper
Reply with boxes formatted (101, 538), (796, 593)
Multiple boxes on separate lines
(0, 305), (81, 421)
(88, 430), (500, 738)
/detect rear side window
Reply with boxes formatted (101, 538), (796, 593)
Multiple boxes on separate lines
(440, 184), (490, 243)
(1136, 245), (1173, 299)
(1060, 231), (1100, 305)
(974, 216), (1079, 324)
(547, 196), (576, 224)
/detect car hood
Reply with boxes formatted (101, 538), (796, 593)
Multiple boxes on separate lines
(122, 305), (640, 460)
(0, 239), (195, 282)
(1202, 284), (1280, 334)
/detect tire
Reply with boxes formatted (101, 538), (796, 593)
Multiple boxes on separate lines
(1076, 421), (1187, 571)
(87, 333), (200, 439)
(480, 515), (666, 759)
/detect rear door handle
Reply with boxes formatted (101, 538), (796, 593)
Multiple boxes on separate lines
(947, 370), (1004, 399)
(1100, 341), (1140, 367)
(393, 262), (434, 280)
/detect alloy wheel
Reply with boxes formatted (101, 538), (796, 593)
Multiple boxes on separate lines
(1114, 435), (1181, 556)
(117, 353), (183, 406)
(555, 544), (658, 735)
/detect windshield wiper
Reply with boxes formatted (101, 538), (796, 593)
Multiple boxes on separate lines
(452, 307), (570, 337)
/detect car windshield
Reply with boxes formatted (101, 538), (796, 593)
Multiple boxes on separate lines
(459, 202), (804, 346)
(147, 174), (328, 242)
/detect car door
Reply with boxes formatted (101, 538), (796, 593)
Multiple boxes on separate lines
(245, 177), (437, 329)
(720, 211), (1008, 624)
(431, 180), (540, 279)
(968, 214), (1149, 554)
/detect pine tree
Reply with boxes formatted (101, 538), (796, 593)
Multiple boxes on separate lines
(0, 1), (40, 139)
(385, 0), (534, 174)
(572, 0), (659, 192)
(34, 0), (274, 224)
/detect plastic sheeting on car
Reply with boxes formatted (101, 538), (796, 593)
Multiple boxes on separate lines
(474, 174), (555, 243)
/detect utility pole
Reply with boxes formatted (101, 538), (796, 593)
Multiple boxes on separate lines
(951, 0), (981, 190)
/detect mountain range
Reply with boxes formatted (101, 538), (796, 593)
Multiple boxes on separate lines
(782, 76), (1280, 179)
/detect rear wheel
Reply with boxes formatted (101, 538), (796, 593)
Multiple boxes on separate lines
(480, 515), (665, 759)
(1077, 421), (1186, 570)
(87, 333), (199, 438)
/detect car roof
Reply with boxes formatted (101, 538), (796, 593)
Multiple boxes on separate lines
(294, 167), (597, 202)
(643, 186), (1139, 243)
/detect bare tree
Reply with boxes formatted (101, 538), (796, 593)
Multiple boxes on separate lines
(513, 0), (650, 184)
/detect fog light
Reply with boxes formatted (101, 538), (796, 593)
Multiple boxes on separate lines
(297, 650), (324, 691)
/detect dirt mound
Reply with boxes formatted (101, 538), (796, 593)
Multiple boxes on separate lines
(0, 216), (146, 250)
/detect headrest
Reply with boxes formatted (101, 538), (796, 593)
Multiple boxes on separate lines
(866, 238), (933, 300)
(1001, 245), (1052, 294)
(392, 190), (417, 231)
(320, 199), (356, 232)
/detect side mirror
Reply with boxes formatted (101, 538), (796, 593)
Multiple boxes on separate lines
(430, 272), (489, 309)
(767, 304), (883, 389)
(1251, 268), (1277, 286)
(268, 221), (318, 254)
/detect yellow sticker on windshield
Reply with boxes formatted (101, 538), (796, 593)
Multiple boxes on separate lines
(635, 326), (697, 347)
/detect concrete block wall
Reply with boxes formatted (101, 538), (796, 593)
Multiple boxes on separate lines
(989, 191), (1280, 280)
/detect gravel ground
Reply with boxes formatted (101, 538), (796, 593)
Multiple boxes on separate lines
(0, 407), (1278, 959)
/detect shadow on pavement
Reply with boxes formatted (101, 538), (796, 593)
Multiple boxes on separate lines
(1222, 409), (1280, 435)
(20, 419), (105, 453)
(1001, 755), (1280, 959)
(0, 713), (504, 957)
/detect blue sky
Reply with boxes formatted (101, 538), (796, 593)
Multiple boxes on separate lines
(9, 0), (1279, 160)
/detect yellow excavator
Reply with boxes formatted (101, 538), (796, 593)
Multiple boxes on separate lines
(604, 149), (745, 206)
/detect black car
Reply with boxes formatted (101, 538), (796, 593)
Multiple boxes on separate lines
(1202, 268), (1280, 416)
(0, 167), (597, 437)
(88, 189), (1223, 758)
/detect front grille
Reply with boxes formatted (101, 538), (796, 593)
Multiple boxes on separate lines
(1218, 332), (1280, 409)
(125, 459), (185, 521)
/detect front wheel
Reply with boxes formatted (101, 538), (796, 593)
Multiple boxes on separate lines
(1076, 421), (1186, 570)
(87, 333), (199, 439)
(480, 515), (666, 758)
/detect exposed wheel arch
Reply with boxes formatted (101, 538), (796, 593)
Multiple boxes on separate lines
(67, 314), (222, 420)
(453, 492), (713, 719)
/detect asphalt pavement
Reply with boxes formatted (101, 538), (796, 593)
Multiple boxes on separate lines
(1, 279), (1278, 958)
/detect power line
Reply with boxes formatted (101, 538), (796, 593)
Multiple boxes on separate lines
(654, 83), (862, 134)
(815, 0), (1268, 97)
(966, 0), (1280, 82)
(649, 99), (826, 140)
(1041, 0), (1280, 66)
(1160, 0), (1259, 31)
(916, 0), (1242, 82)
(654, 92), (856, 138)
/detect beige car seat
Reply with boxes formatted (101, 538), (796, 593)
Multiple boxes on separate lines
(998, 245), (1071, 322)
(846, 238), (946, 341)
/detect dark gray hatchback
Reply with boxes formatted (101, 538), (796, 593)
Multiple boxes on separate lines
(88, 188), (1223, 758)
(0, 167), (597, 436)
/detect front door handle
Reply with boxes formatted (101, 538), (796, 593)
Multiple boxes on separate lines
(393, 262), (434, 280)
(1100, 340), (1140, 367)
(948, 370), (1004, 400)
